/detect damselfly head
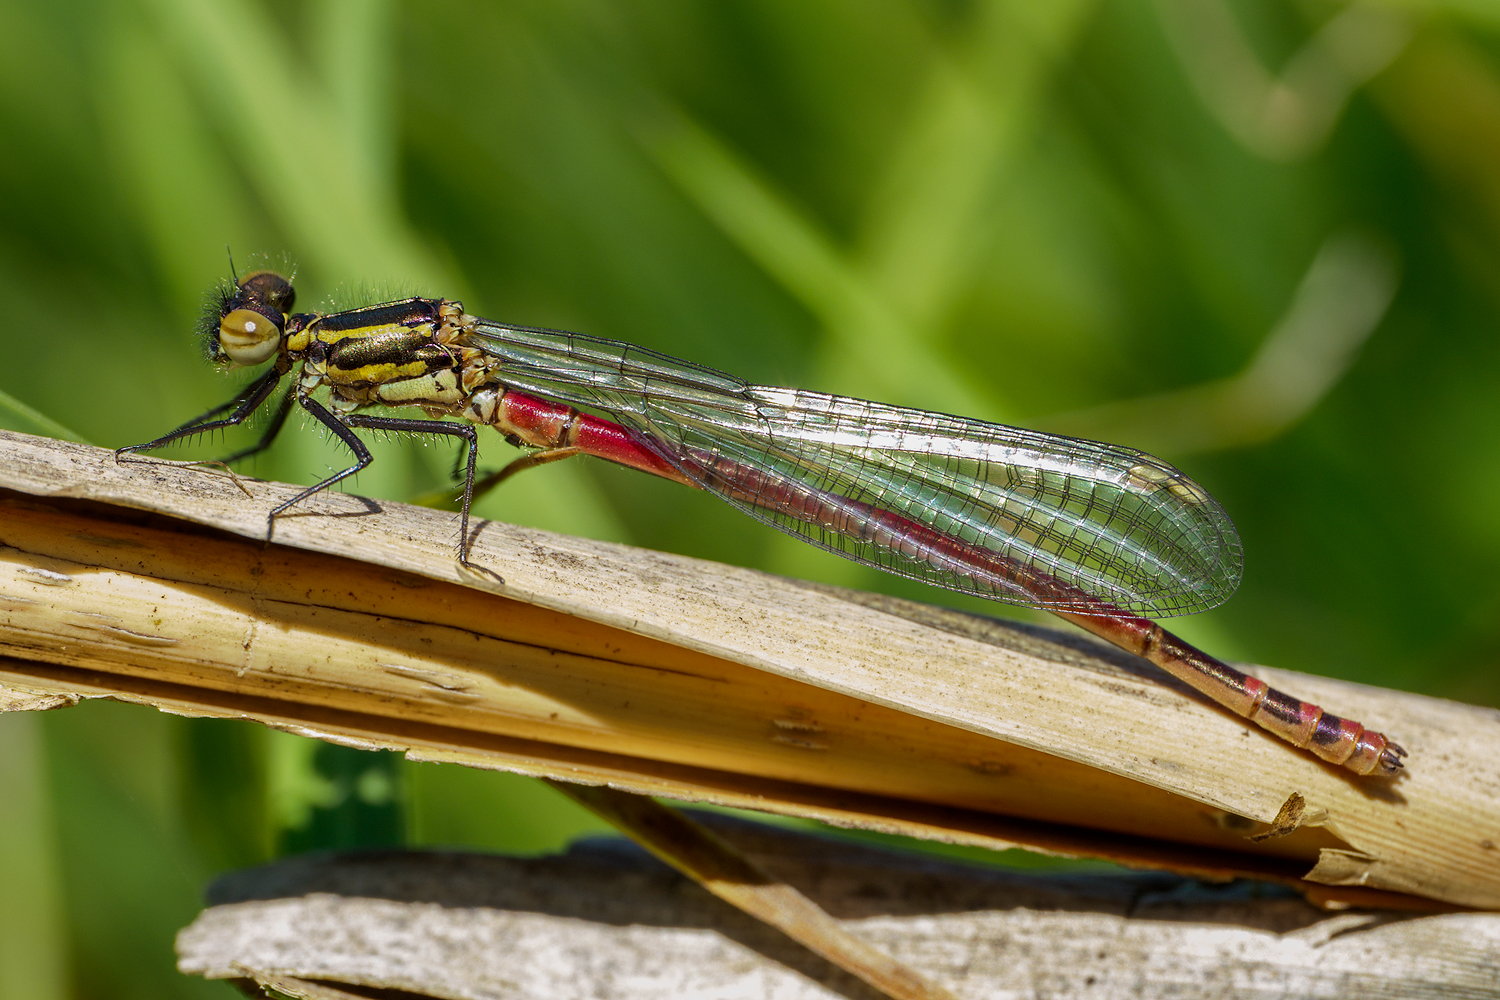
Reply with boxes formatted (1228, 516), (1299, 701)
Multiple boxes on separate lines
(210, 270), (296, 368)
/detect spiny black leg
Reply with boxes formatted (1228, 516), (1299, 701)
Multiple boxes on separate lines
(262, 397), (376, 541)
(189, 393), (489, 571)
(341, 411), (480, 565)
(116, 364), (287, 459)
(175, 365), (285, 429)
(449, 437), (471, 483)
(218, 383), (297, 465)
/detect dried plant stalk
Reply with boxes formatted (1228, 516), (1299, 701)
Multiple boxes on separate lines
(1, 430), (1497, 909)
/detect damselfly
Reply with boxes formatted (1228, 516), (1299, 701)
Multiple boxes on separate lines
(120, 269), (1405, 775)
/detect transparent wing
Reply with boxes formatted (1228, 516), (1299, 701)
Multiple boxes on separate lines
(464, 319), (1243, 617)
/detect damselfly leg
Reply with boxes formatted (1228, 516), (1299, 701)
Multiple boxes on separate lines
(118, 362), (290, 460)
(120, 378), (485, 564)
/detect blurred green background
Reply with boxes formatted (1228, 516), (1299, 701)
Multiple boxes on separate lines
(3, 0), (1500, 996)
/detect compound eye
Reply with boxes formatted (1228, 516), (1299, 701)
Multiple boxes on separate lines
(219, 307), (283, 366)
(239, 270), (296, 316)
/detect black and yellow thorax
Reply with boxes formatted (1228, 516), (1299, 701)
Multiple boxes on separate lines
(290, 297), (466, 412)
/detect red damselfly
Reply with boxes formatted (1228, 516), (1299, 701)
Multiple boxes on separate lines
(119, 269), (1405, 776)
